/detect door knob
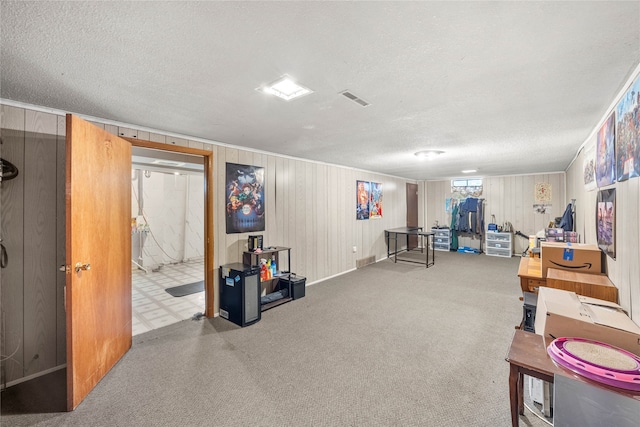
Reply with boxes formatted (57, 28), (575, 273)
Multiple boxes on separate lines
(75, 262), (91, 273)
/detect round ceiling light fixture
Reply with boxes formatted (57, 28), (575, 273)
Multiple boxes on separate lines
(414, 150), (444, 160)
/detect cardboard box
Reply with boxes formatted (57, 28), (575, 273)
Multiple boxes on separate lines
(534, 287), (640, 356)
(540, 242), (601, 277)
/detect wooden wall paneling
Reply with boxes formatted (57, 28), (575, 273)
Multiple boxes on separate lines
(25, 110), (57, 135)
(56, 133), (66, 365)
(375, 177), (384, 256)
(0, 128), (25, 383)
(327, 163), (338, 275)
(345, 169), (355, 271)
(264, 155), (276, 250)
(292, 160), (304, 276)
(338, 169), (348, 273)
(276, 157), (287, 248)
(167, 136), (188, 147)
(425, 181), (436, 229)
(274, 157), (285, 253)
(369, 177), (378, 258)
(237, 150), (254, 256)
(253, 152), (269, 250)
(521, 175), (534, 232)
(148, 133), (166, 144)
(286, 159), (296, 258)
(629, 178), (640, 320)
(340, 167), (348, 272)
(585, 190), (598, 244)
(57, 116), (66, 136)
(417, 181), (426, 229)
(611, 182), (626, 309)
(223, 148), (239, 264)
(438, 180), (449, 227)
(213, 144), (226, 307)
(117, 127), (138, 139)
(304, 162), (315, 280)
(510, 176), (538, 234)
(355, 175), (364, 262)
(188, 140), (204, 150)
(1, 104), (25, 130)
(23, 131), (57, 376)
(315, 163), (327, 280)
(104, 124), (118, 135)
(335, 168), (345, 273)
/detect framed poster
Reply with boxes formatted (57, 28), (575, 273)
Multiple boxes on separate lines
(356, 180), (370, 220)
(370, 182), (383, 219)
(615, 74), (640, 180)
(225, 163), (265, 234)
(596, 188), (616, 259)
(596, 112), (616, 187)
(535, 182), (552, 203)
(582, 138), (597, 192)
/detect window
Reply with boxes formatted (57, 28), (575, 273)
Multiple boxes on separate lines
(451, 178), (483, 197)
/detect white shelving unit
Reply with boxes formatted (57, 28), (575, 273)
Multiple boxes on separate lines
(432, 228), (451, 252)
(485, 231), (512, 257)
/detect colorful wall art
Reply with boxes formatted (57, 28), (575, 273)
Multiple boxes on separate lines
(225, 163), (265, 233)
(596, 188), (616, 259)
(356, 180), (383, 220)
(615, 74), (640, 181)
(596, 112), (616, 187)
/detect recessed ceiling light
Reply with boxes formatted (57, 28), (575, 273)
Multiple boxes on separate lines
(257, 74), (313, 101)
(462, 169), (477, 174)
(414, 150), (444, 160)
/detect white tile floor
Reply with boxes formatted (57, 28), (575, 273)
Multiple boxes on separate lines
(132, 258), (205, 336)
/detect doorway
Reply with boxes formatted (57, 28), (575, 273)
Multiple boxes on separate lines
(130, 147), (206, 335)
(406, 183), (419, 249)
(125, 139), (214, 320)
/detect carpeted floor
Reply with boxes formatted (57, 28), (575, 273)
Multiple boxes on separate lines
(1, 251), (549, 426)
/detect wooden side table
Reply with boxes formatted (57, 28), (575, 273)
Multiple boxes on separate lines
(505, 330), (562, 426)
(505, 329), (640, 426)
(517, 257), (546, 293)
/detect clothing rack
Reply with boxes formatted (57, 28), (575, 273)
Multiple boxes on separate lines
(450, 197), (485, 253)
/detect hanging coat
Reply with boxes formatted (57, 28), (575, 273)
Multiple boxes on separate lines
(450, 203), (459, 251)
(558, 203), (573, 232)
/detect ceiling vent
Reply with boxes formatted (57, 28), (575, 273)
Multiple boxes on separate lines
(340, 90), (370, 107)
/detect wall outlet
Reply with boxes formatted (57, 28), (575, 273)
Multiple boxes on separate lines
(352, 246), (357, 253)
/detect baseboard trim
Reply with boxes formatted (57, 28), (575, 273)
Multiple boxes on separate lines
(1, 364), (66, 390)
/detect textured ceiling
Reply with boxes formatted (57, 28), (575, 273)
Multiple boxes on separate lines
(2, 1), (639, 180)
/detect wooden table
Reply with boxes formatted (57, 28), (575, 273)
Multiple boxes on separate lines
(517, 257), (545, 293)
(505, 330), (562, 427)
(505, 329), (640, 427)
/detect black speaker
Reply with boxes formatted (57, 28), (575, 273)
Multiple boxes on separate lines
(219, 263), (261, 327)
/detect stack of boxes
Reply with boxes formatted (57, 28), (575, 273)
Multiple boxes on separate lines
(527, 241), (640, 417)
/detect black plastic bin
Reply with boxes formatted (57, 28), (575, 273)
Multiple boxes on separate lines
(281, 275), (306, 300)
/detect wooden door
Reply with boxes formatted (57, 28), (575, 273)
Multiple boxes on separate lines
(65, 114), (132, 410)
(406, 183), (418, 249)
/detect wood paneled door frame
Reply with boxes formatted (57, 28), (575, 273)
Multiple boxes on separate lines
(124, 138), (215, 318)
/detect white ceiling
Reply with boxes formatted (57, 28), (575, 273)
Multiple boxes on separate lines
(2, 1), (639, 181)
